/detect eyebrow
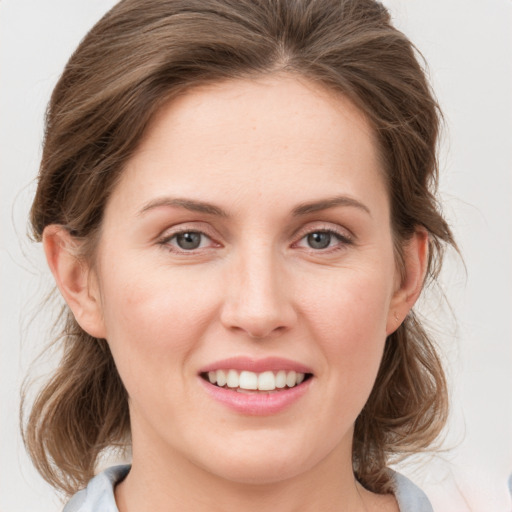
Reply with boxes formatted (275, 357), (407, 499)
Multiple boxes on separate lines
(138, 197), (228, 217)
(138, 194), (371, 218)
(292, 196), (371, 217)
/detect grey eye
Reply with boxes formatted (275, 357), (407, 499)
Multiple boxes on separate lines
(307, 232), (332, 249)
(175, 232), (203, 250)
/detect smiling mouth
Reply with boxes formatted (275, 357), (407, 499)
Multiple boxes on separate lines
(200, 369), (313, 393)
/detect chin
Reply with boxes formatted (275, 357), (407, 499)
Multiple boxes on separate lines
(191, 432), (337, 486)
(207, 456), (313, 486)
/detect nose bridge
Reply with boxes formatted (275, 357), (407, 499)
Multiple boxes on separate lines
(221, 241), (295, 338)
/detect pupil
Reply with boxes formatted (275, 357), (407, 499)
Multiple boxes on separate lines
(307, 232), (331, 249)
(177, 232), (201, 250)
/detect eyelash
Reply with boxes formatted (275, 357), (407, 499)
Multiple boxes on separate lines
(157, 229), (218, 253)
(157, 226), (353, 254)
(293, 227), (353, 253)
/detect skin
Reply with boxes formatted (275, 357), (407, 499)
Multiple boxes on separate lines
(44, 74), (428, 511)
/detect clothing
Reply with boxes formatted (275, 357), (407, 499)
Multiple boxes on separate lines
(63, 464), (434, 512)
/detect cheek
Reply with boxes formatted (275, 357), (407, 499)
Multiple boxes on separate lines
(301, 267), (393, 392)
(97, 261), (221, 388)
(303, 266), (392, 339)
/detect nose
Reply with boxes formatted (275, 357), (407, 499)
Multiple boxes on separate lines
(220, 246), (297, 339)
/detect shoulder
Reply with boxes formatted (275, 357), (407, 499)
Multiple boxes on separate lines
(389, 470), (434, 512)
(63, 465), (130, 512)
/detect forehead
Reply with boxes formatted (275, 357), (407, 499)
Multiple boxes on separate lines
(139, 74), (377, 162)
(108, 74), (387, 218)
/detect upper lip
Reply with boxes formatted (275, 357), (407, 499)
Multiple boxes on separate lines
(199, 356), (313, 374)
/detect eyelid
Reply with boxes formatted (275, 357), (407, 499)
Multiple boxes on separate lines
(156, 223), (222, 252)
(293, 222), (354, 243)
(291, 223), (354, 252)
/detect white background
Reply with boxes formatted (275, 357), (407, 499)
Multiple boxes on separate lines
(1, 1), (511, 510)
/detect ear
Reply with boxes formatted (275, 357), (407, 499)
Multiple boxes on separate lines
(386, 228), (429, 335)
(43, 225), (107, 339)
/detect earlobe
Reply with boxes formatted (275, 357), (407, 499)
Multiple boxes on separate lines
(43, 225), (106, 339)
(386, 228), (429, 335)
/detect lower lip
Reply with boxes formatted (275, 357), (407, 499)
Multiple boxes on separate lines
(199, 377), (312, 416)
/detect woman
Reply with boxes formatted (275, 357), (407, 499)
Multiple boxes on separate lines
(23, 0), (455, 510)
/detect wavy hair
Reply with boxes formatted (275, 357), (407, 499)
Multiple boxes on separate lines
(23, 0), (454, 496)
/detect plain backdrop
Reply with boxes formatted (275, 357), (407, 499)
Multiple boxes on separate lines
(1, 1), (511, 511)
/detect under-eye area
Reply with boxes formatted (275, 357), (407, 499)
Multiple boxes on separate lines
(200, 370), (313, 393)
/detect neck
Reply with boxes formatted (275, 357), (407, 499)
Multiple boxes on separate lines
(115, 437), (370, 512)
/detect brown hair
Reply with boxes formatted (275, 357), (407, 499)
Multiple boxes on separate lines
(24, 0), (454, 496)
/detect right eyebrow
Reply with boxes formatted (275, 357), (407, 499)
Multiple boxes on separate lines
(138, 197), (229, 217)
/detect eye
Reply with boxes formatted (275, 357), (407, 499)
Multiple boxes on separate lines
(295, 229), (352, 251)
(163, 231), (213, 251)
(306, 232), (333, 250)
(175, 232), (203, 250)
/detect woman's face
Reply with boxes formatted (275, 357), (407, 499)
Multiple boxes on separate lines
(85, 75), (410, 483)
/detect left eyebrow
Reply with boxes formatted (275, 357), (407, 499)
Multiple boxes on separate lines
(292, 195), (371, 217)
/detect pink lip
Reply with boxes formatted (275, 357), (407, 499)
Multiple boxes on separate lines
(198, 376), (312, 416)
(199, 356), (313, 374)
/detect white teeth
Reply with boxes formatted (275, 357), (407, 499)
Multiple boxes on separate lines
(257, 371), (275, 391)
(286, 370), (297, 388)
(216, 369), (227, 387)
(226, 369), (239, 388)
(275, 370), (287, 388)
(239, 371), (258, 390)
(206, 369), (307, 390)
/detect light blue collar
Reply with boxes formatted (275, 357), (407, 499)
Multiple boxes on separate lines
(64, 464), (433, 512)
